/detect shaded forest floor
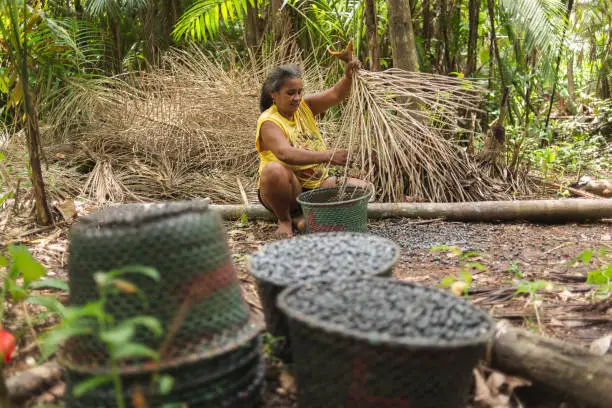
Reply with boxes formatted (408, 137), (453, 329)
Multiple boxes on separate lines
(1, 209), (611, 407)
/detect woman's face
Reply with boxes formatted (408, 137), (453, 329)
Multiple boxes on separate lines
(272, 77), (303, 116)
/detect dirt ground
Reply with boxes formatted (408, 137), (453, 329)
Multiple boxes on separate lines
(1, 212), (611, 407)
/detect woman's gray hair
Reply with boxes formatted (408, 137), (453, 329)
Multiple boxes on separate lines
(259, 65), (302, 112)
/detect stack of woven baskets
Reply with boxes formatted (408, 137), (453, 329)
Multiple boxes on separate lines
(59, 200), (265, 407)
(250, 230), (495, 408)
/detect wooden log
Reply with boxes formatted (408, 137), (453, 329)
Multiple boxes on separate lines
(6, 361), (63, 403)
(211, 198), (612, 223)
(487, 320), (612, 408)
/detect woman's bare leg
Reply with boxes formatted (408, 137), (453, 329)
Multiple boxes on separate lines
(259, 162), (303, 237)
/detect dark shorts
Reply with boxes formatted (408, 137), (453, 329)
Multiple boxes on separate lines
(257, 187), (312, 218)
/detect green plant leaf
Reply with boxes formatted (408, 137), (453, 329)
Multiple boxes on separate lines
(459, 271), (473, 285)
(124, 316), (163, 337)
(72, 375), (113, 397)
(465, 262), (487, 272)
(40, 326), (92, 360)
(573, 249), (594, 265)
(8, 245), (46, 284)
(158, 375), (175, 395)
(26, 295), (66, 315)
(461, 251), (481, 259)
(440, 276), (455, 288)
(100, 323), (135, 346)
(0, 255), (9, 267)
(30, 278), (69, 292)
(7, 279), (28, 301)
(108, 265), (160, 281)
(61, 301), (104, 321)
(113, 343), (159, 361)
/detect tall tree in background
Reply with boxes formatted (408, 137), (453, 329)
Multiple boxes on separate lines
(0, 1), (52, 225)
(464, 0), (481, 77)
(388, 0), (419, 71)
(364, 0), (380, 70)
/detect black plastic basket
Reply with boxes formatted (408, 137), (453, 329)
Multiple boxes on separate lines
(65, 200), (263, 362)
(249, 232), (400, 362)
(297, 186), (372, 233)
(277, 278), (495, 408)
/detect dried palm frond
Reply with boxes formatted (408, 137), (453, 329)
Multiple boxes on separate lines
(41, 39), (324, 205)
(334, 68), (512, 202)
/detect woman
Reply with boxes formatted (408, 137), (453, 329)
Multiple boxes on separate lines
(255, 56), (369, 237)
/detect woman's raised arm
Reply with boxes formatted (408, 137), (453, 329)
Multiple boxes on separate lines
(304, 57), (360, 117)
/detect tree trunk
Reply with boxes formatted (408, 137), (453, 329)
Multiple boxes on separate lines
(566, 10), (577, 112)
(19, 29), (52, 226)
(489, 321), (612, 408)
(269, 0), (289, 42)
(387, 0), (419, 71)
(421, 0), (433, 71)
(245, 0), (260, 48)
(143, 0), (156, 67)
(109, 16), (122, 73)
(211, 199), (612, 223)
(464, 0), (480, 77)
(364, 0), (380, 71)
(24, 99), (52, 226)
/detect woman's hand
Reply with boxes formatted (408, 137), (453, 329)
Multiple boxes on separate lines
(328, 149), (349, 165)
(344, 57), (361, 78)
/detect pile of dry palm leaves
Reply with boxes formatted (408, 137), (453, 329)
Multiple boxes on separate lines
(38, 41), (329, 205)
(334, 68), (532, 202)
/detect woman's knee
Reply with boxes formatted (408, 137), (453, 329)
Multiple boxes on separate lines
(260, 162), (293, 187)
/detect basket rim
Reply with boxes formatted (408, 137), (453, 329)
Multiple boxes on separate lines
(247, 232), (401, 287)
(276, 277), (496, 349)
(57, 312), (264, 376)
(296, 186), (372, 208)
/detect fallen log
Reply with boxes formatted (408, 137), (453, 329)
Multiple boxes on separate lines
(211, 198), (612, 223)
(6, 361), (63, 403)
(487, 320), (612, 408)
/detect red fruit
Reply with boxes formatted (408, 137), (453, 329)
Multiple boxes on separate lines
(0, 330), (16, 363)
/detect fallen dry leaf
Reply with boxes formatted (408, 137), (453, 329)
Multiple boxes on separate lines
(279, 370), (296, 395)
(55, 199), (77, 220)
(473, 369), (492, 403)
(589, 334), (611, 356)
(602, 234), (611, 241)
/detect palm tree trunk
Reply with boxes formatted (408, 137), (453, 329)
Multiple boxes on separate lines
(464, 0), (480, 77)
(421, 0), (432, 71)
(364, 0), (380, 71)
(143, 0), (156, 66)
(269, 0), (289, 41)
(545, 0), (575, 129)
(388, 0), (419, 71)
(246, 0), (260, 48)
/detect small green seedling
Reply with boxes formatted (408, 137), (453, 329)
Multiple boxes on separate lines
(571, 248), (612, 300)
(508, 261), (524, 278)
(513, 280), (552, 334)
(431, 245), (487, 298)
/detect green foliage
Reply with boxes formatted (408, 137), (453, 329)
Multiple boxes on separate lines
(39, 265), (168, 408)
(0, 244), (67, 323)
(262, 332), (284, 364)
(508, 261), (524, 278)
(173, 0), (250, 42)
(572, 248), (611, 299)
(431, 245), (487, 298)
(513, 278), (552, 333)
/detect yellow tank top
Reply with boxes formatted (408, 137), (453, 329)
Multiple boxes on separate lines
(255, 100), (329, 189)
